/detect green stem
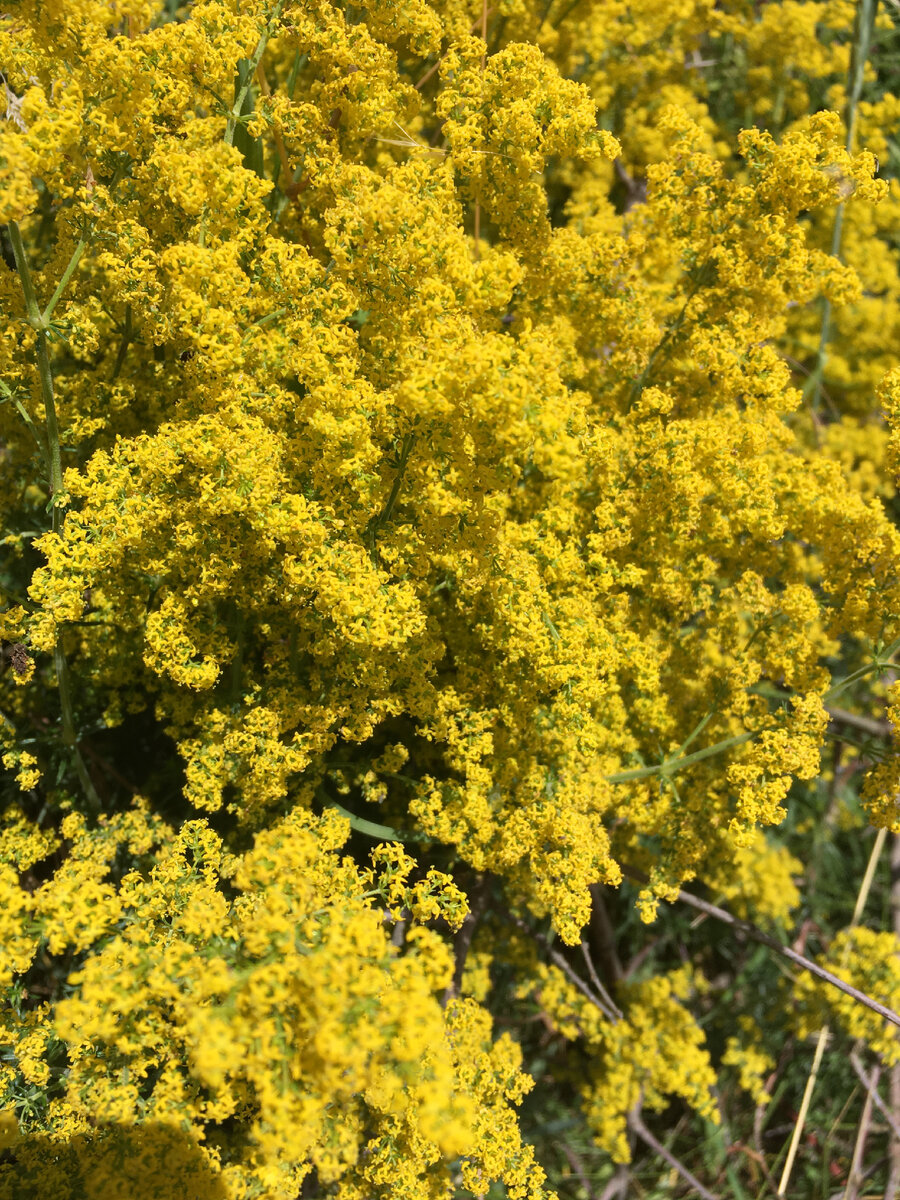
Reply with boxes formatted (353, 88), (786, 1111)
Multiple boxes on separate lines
(241, 307), (288, 344)
(549, 0), (585, 28)
(9, 220), (101, 816)
(1, 382), (50, 466)
(627, 262), (711, 409)
(8, 222), (64, 510)
(810, 0), (878, 413)
(380, 431), (415, 526)
(55, 643), (101, 814)
(109, 303), (133, 382)
(671, 683), (727, 759)
(230, 609), (245, 706)
(368, 430), (416, 564)
(224, 0), (286, 147)
(611, 630), (900, 787)
(824, 635), (900, 703)
(42, 230), (89, 324)
(607, 729), (758, 785)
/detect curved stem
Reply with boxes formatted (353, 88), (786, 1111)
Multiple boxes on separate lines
(607, 728), (758, 785)
(810, 0), (878, 415)
(318, 790), (417, 843)
(622, 855), (900, 1031)
(225, 0), (286, 147)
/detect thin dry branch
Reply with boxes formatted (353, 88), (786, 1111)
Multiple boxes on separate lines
(510, 915), (621, 1024)
(621, 863), (900, 1030)
(849, 1050), (900, 1142)
(580, 939), (623, 1022)
(845, 1056), (879, 1200)
(827, 704), (893, 738)
(559, 1143), (598, 1200)
(628, 1110), (720, 1200)
(442, 874), (491, 1007)
(778, 825), (888, 1197)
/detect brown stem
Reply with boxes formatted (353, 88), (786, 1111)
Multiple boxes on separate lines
(579, 936), (622, 1021)
(628, 1111), (720, 1200)
(845, 1054), (879, 1200)
(621, 864), (900, 1031)
(560, 1143), (598, 1200)
(849, 1051), (900, 1142)
(590, 883), (624, 983)
(509, 914), (621, 1024)
(827, 705), (892, 738)
(442, 874), (490, 1007)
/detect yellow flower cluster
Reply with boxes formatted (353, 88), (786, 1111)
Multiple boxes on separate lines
(524, 955), (718, 1163)
(793, 927), (900, 1066)
(0, 802), (551, 1197)
(722, 1017), (775, 1106)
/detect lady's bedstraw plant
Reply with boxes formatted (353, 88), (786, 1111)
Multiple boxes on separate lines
(2, 0), (900, 1196)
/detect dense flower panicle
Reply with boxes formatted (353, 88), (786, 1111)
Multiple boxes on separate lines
(3, 0), (900, 1193)
(792, 927), (900, 1065)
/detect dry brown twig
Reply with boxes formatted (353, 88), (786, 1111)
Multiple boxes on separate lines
(621, 861), (900, 1030)
(509, 914), (621, 1024)
(848, 1050), (900, 1142)
(628, 1110), (720, 1200)
(777, 824), (888, 1196)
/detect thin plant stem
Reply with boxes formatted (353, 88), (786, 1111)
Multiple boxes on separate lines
(109, 303), (133, 382)
(580, 939), (623, 1021)
(379, 431), (415, 527)
(550, 0), (587, 28)
(606, 728), (757, 784)
(471, 0), (488, 259)
(8, 221), (64, 506)
(224, 0), (286, 147)
(849, 1051), (900, 1140)
(827, 704), (892, 738)
(8, 219), (101, 816)
(628, 262), (712, 409)
(254, 61), (290, 177)
(54, 643), (101, 811)
(414, 10), (495, 91)
(777, 825), (888, 1196)
(510, 914), (621, 1024)
(367, 430), (415, 564)
(559, 1144), (598, 1200)
(622, 855), (900, 1031)
(442, 874), (490, 1006)
(2, 384), (49, 465)
(42, 229), (89, 324)
(810, 0), (878, 413)
(317, 789), (418, 843)
(824, 636), (900, 702)
(628, 1110), (721, 1200)
(241, 307), (289, 344)
(589, 884), (625, 984)
(844, 1061), (877, 1200)
(776, 1030), (830, 1197)
(886, 832), (900, 1199)
(610, 635), (900, 787)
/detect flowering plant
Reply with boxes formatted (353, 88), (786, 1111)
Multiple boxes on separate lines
(2, 0), (900, 1194)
